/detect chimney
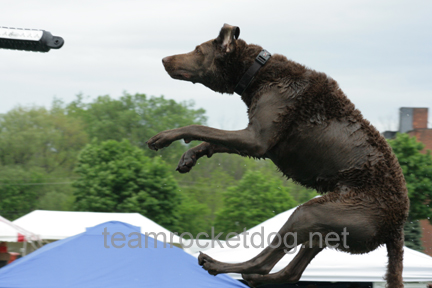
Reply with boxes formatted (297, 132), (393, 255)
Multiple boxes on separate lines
(413, 108), (428, 129)
(399, 107), (428, 133)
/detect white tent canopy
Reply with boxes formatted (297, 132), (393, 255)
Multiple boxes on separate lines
(197, 206), (432, 283)
(0, 215), (39, 243)
(13, 210), (182, 244)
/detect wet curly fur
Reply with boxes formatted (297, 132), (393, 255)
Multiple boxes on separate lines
(149, 24), (409, 288)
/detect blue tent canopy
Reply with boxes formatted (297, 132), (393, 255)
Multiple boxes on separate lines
(0, 221), (248, 288)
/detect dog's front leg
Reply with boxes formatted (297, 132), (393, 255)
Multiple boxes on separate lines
(176, 142), (244, 173)
(146, 124), (267, 157)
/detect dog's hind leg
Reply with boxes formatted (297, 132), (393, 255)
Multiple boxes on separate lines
(199, 194), (383, 278)
(242, 244), (324, 287)
(240, 194), (382, 287)
(385, 229), (404, 288)
(198, 202), (320, 276)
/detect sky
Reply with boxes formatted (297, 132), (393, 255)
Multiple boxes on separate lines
(1, 0), (431, 132)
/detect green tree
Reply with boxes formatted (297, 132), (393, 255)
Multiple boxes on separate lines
(73, 139), (181, 231)
(0, 104), (88, 173)
(388, 133), (432, 221)
(177, 167), (237, 237)
(175, 153), (271, 237)
(388, 133), (432, 252)
(0, 103), (88, 214)
(37, 187), (75, 211)
(0, 166), (44, 220)
(174, 152), (315, 236)
(176, 193), (211, 238)
(214, 170), (298, 237)
(66, 93), (207, 164)
(403, 219), (423, 251)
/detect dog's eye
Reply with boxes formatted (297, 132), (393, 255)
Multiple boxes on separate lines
(195, 47), (202, 55)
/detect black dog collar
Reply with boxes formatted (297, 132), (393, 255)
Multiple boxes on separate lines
(234, 49), (271, 95)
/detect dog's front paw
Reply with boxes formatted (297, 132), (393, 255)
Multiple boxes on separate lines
(146, 131), (176, 151)
(176, 149), (197, 173)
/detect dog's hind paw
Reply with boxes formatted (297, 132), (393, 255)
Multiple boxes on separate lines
(198, 252), (220, 276)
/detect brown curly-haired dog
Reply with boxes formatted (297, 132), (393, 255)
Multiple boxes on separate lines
(147, 24), (409, 288)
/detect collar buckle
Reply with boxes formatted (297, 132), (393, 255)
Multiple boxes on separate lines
(256, 50), (271, 65)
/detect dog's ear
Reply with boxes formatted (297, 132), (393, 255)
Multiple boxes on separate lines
(216, 23), (240, 53)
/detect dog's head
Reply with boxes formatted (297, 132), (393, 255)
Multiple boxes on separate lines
(162, 24), (245, 93)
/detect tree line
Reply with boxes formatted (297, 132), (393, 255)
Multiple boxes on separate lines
(0, 93), (430, 251)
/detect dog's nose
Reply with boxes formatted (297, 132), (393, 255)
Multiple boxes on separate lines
(162, 57), (169, 65)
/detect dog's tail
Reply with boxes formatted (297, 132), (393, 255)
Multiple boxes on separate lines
(385, 230), (404, 288)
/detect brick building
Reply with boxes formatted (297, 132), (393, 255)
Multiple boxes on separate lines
(384, 107), (432, 256)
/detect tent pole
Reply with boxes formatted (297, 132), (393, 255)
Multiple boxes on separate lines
(22, 241), (27, 256)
